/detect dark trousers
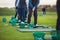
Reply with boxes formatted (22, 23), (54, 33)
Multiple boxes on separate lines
(56, 5), (60, 30)
(15, 7), (18, 18)
(42, 11), (46, 15)
(15, 8), (21, 20)
(42, 8), (46, 15)
(15, 11), (17, 18)
(56, 1), (60, 39)
(28, 7), (37, 25)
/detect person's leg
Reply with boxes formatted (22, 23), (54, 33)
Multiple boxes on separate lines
(18, 8), (22, 21)
(44, 8), (46, 15)
(24, 8), (27, 22)
(21, 8), (26, 22)
(15, 8), (18, 18)
(56, 6), (60, 30)
(16, 8), (20, 20)
(56, 15), (60, 30)
(56, 2), (60, 40)
(28, 7), (32, 24)
(42, 10), (46, 16)
(34, 7), (37, 25)
(44, 11), (46, 15)
(25, 7), (27, 20)
(43, 11), (44, 15)
(44, 9), (46, 15)
(42, 9), (44, 16)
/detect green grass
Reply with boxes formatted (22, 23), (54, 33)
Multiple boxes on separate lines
(0, 11), (57, 40)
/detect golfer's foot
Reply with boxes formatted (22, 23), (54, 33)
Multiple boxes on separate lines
(43, 15), (46, 16)
(21, 22), (25, 24)
(18, 20), (21, 23)
(25, 20), (27, 23)
(34, 24), (39, 28)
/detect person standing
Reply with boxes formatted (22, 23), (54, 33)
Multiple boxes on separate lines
(28, 0), (39, 27)
(42, 6), (46, 16)
(15, 0), (27, 23)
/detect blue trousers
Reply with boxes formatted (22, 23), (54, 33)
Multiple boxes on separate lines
(25, 7), (27, 20)
(17, 8), (27, 22)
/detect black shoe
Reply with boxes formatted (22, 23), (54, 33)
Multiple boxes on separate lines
(34, 25), (37, 28)
(34, 26), (37, 28)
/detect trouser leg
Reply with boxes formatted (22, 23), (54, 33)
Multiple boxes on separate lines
(15, 8), (18, 18)
(28, 7), (32, 24)
(18, 8), (22, 20)
(43, 11), (46, 15)
(25, 8), (27, 20)
(56, 6), (60, 40)
(56, 2), (60, 40)
(56, 6), (60, 30)
(21, 8), (26, 22)
(34, 7), (37, 25)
